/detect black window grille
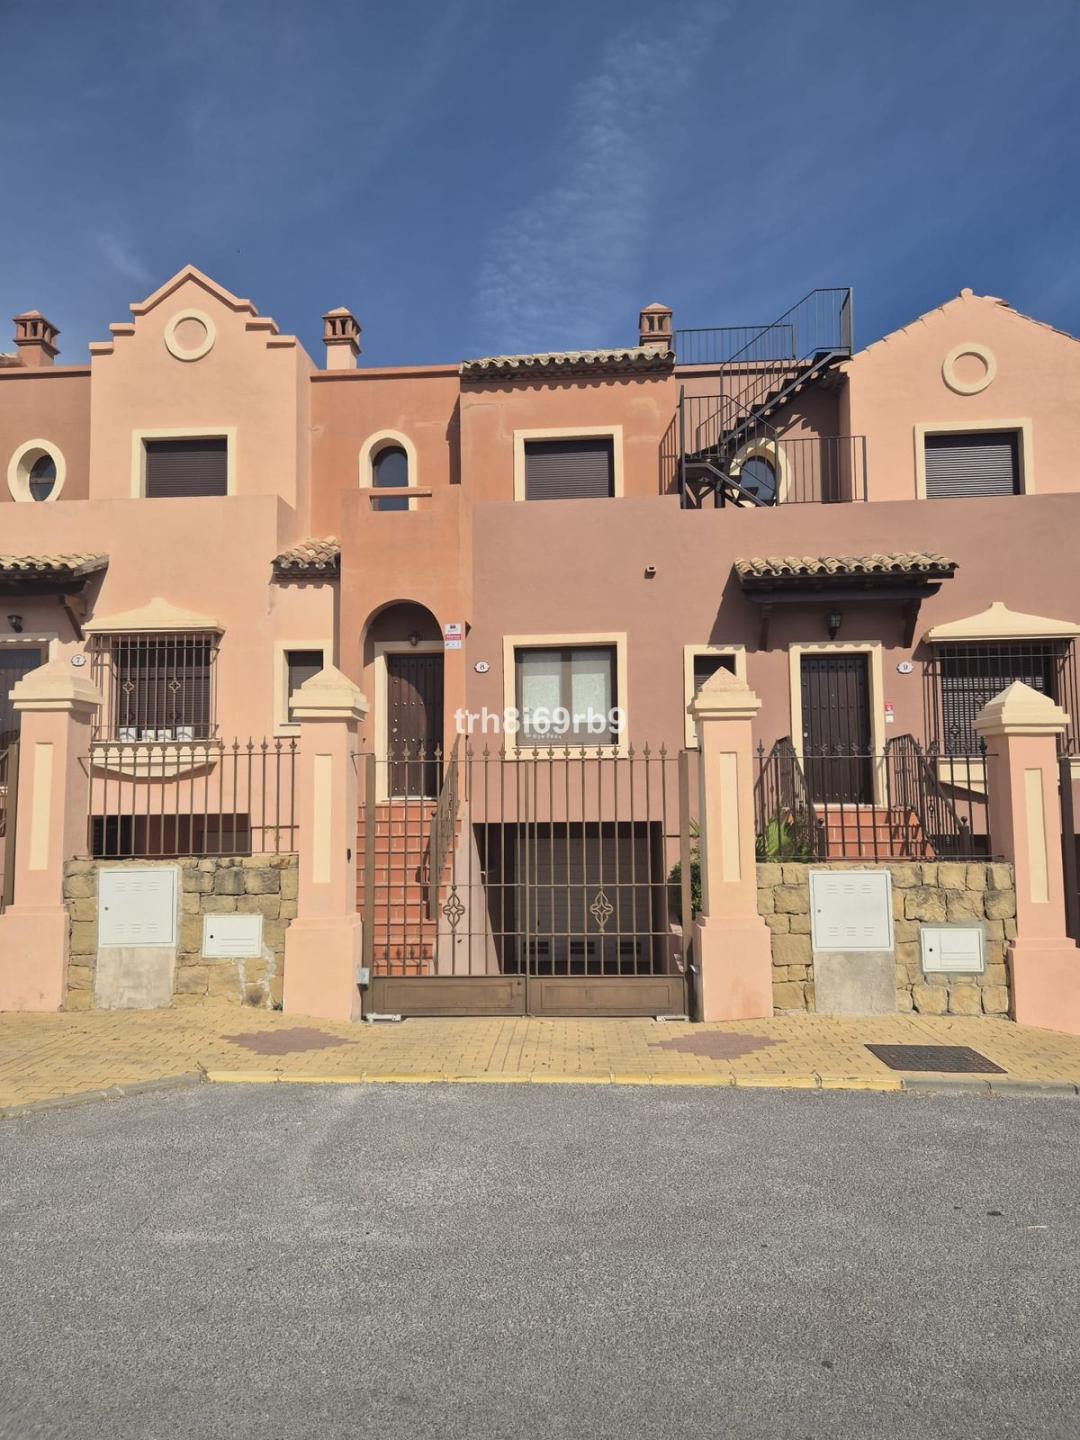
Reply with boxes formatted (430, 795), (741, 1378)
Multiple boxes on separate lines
(925, 641), (1079, 754)
(90, 632), (218, 741)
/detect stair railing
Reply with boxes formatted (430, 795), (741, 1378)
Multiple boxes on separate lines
(754, 737), (824, 860)
(885, 733), (975, 858)
(426, 734), (461, 920)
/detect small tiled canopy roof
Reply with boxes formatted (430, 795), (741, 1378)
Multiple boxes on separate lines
(0, 553), (109, 582)
(735, 553), (957, 648)
(461, 346), (674, 382)
(735, 553), (957, 585)
(272, 537), (341, 579)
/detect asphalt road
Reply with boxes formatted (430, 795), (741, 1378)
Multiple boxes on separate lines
(1, 1083), (1078, 1440)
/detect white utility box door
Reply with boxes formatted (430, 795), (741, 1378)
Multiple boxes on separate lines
(203, 914), (264, 959)
(810, 869), (893, 953)
(920, 925), (985, 974)
(98, 868), (177, 948)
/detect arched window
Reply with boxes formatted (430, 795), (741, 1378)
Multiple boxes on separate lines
(28, 454), (57, 502)
(372, 444), (409, 512)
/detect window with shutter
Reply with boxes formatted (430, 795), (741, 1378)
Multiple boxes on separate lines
(683, 647), (743, 746)
(923, 431), (1020, 498)
(144, 438), (228, 498)
(285, 649), (325, 722)
(523, 439), (615, 500)
(692, 653), (736, 693)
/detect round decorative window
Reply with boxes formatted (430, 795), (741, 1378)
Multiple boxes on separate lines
(28, 454), (57, 501)
(738, 455), (778, 504)
(7, 440), (66, 503)
(164, 309), (216, 362)
(942, 342), (996, 395)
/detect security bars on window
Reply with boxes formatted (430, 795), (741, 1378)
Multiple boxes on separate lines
(89, 632), (219, 742)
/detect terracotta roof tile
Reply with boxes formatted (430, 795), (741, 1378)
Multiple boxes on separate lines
(461, 346), (673, 382)
(0, 553), (108, 580)
(735, 553), (956, 582)
(272, 537), (340, 578)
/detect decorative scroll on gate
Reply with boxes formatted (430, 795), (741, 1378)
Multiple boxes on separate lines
(358, 742), (698, 1017)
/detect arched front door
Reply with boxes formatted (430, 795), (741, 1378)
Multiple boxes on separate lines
(385, 647), (443, 797)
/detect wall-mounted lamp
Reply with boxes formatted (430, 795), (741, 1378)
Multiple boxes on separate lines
(407, 631), (421, 648)
(7, 615), (23, 634)
(825, 610), (843, 641)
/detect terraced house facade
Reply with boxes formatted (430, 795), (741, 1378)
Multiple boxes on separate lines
(1, 267), (1079, 1028)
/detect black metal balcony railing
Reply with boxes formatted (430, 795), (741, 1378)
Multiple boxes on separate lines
(674, 287), (852, 370)
(660, 391), (867, 505)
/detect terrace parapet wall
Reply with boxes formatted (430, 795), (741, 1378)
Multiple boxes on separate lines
(756, 861), (1017, 1017)
(63, 855), (298, 1011)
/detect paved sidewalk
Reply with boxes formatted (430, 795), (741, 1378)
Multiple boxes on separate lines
(5, 1005), (1080, 1111)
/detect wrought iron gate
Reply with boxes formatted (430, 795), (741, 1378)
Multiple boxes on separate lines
(359, 742), (698, 1017)
(0, 742), (19, 912)
(1061, 754), (1080, 944)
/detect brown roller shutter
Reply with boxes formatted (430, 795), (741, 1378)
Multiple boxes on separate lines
(924, 432), (1019, 498)
(524, 439), (614, 500)
(145, 438), (228, 498)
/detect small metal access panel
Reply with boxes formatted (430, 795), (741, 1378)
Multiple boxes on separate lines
(920, 925), (985, 974)
(810, 869), (893, 953)
(202, 913), (263, 959)
(867, 1044), (1005, 1075)
(98, 867), (177, 948)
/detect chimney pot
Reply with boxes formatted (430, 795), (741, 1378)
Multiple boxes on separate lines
(322, 306), (361, 370)
(12, 310), (59, 367)
(638, 302), (673, 352)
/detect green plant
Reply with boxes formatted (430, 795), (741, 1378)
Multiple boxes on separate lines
(755, 807), (815, 861)
(669, 853), (701, 923)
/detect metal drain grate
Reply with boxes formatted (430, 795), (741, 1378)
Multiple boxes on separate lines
(866, 1044), (1006, 1074)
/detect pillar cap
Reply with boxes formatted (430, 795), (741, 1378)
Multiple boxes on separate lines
(974, 681), (1070, 738)
(689, 667), (762, 721)
(11, 657), (101, 715)
(289, 664), (368, 722)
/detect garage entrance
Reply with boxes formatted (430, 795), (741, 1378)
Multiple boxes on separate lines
(358, 742), (698, 1017)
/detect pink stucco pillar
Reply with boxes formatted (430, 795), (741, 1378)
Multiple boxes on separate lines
(282, 666), (367, 1023)
(0, 658), (101, 1011)
(975, 682), (1080, 1035)
(690, 670), (774, 1021)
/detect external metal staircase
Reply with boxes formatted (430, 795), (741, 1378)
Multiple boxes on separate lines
(671, 287), (855, 508)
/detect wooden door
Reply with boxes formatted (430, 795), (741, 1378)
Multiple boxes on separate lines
(0, 648), (45, 745)
(386, 651), (443, 796)
(800, 653), (873, 804)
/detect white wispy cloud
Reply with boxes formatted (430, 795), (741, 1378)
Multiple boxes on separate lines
(472, 4), (728, 355)
(97, 232), (153, 288)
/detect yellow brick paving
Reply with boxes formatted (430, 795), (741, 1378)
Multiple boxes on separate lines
(5, 1006), (1080, 1110)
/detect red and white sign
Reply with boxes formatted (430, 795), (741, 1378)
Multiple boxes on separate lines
(443, 622), (463, 651)
(884, 702), (895, 724)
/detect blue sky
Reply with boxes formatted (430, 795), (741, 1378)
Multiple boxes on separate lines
(3, 0), (1078, 366)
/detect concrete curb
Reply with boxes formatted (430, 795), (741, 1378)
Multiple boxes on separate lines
(199, 1070), (1080, 1094)
(7, 1070), (1078, 1114)
(0, 1071), (205, 1119)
